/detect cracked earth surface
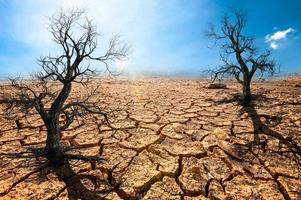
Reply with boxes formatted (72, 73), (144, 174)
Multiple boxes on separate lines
(0, 78), (300, 200)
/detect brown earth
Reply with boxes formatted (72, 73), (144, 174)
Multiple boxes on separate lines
(0, 78), (300, 200)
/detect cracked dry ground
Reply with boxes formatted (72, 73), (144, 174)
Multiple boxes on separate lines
(0, 78), (301, 200)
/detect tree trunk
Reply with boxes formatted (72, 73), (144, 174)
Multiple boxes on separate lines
(242, 78), (251, 104)
(45, 118), (63, 164)
(45, 83), (72, 164)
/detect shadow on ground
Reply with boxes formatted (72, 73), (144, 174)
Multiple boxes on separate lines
(52, 161), (110, 200)
(0, 149), (116, 199)
(215, 93), (301, 154)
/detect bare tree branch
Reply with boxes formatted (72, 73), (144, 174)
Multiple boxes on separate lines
(206, 10), (277, 103)
(1, 9), (128, 164)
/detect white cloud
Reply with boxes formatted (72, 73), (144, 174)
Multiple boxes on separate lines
(270, 42), (278, 49)
(265, 28), (296, 49)
(265, 28), (295, 42)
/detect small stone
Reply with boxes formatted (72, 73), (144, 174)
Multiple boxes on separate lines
(205, 83), (227, 89)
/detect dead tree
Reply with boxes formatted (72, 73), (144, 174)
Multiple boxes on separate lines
(1, 10), (127, 164)
(206, 10), (276, 104)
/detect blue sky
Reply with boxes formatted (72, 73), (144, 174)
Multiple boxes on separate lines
(0, 0), (300, 78)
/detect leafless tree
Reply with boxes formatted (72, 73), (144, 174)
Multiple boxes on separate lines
(206, 10), (276, 104)
(1, 9), (127, 164)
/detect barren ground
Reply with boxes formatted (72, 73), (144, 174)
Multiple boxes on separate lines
(0, 78), (300, 200)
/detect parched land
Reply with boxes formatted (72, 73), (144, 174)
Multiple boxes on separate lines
(0, 78), (300, 200)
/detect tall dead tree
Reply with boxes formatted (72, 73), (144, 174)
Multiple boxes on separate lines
(1, 10), (127, 164)
(206, 10), (276, 104)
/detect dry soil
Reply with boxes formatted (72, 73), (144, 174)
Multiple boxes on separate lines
(0, 78), (300, 200)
